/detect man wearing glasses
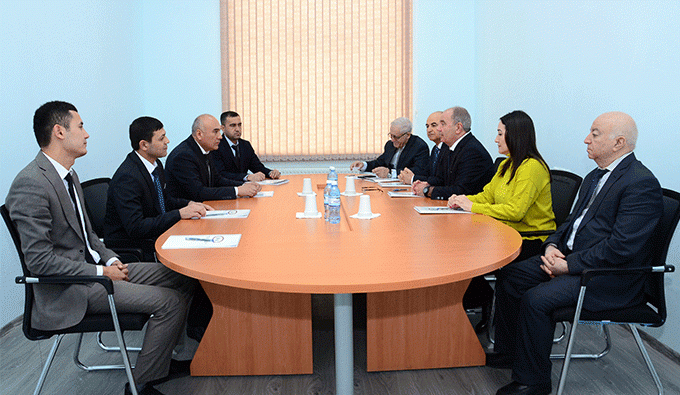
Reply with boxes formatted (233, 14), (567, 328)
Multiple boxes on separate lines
(350, 117), (429, 179)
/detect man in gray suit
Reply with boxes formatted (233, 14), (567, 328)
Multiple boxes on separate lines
(6, 101), (194, 395)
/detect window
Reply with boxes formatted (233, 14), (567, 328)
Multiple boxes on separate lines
(220, 0), (412, 161)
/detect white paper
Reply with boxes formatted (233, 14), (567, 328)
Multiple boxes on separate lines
(413, 206), (470, 214)
(378, 181), (411, 188)
(296, 212), (323, 218)
(254, 191), (274, 197)
(257, 179), (289, 186)
(387, 191), (420, 198)
(350, 213), (381, 219)
(161, 234), (241, 249)
(203, 209), (250, 219)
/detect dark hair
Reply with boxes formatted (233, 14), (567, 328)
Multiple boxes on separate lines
(33, 101), (78, 147)
(220, 111), (240, 125)
(498, 110), (549, 183)
(130, 116), (164, 150)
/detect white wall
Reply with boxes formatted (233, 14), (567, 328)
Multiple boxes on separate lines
(1, 0), (679, 354)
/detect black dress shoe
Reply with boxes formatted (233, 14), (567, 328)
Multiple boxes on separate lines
(170, 358), (192, 374)
(485, 352), (513, 369)
(496, 381), (551, 395)
(124, 382), (165, 395)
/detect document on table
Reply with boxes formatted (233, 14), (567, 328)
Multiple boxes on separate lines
(257, 179), (289, 186)
(161, 234), (242, 249)
(203, 209), (250, 219)
(378, 181), (411, 188)
(254, 191), (274, 197)
(414, 206), (469, 214)
(387, 191), (420, 198)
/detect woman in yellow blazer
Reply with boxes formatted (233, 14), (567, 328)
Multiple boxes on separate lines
(449, 110), (556, 261)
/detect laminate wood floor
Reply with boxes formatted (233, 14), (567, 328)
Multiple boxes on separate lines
(2, 312), (680, 395)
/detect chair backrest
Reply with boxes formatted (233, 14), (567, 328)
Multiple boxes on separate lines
(80, 177), (111, 238)
(1, 204), (48, 340)
(492, 156), (505, 173)
(643, 188), (680, 326)
(549, 170), (583, 227)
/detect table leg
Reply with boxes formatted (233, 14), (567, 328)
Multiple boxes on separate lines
(334, 293), (353, 395)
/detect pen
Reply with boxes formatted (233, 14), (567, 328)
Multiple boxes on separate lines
(185, 237), (213, 242)
(392, 188), (410, 192)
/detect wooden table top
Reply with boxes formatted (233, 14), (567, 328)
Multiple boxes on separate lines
(156, 174), (521, 294)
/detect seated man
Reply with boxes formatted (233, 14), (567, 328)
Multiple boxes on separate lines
(166, 114), (261, 201)
(489, 112), (663, 395)
(350, 117), (429, 179)
(105, 116), (212, 261)
(6, 101), (195, 395)
(413, 106), (494, 199)
(214, 111), (281, 182)
(398, 111), (447, 185)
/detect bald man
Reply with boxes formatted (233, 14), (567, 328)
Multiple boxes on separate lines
(398, 111), (447, 185)
(489, 112), (663, 395)
(166, 114), (260, 201)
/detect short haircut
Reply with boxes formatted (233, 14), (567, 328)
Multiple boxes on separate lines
(390, 117), (412, 135)
(220, 111), (240, 125)
(191, 115), (204, 136)
(129, 116), (163, 150)
(449, 107), (472, 132)
(33, 101), (78, 148)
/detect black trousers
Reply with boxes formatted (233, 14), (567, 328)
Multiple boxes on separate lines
(494, 254), (580, 386)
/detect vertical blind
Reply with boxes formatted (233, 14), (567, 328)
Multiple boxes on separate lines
(220, 0), (413, 161)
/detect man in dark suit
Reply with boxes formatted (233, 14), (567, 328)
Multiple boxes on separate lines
(413, 106), (494, 200)
(350, 117), (429, 178)
(6, 101), (195, 395)
(165, 114), (261, 201)
(214, 111), (281, 182)
(489, 112), (663, 395)
(398, 111), (448, 185)
(105, 116), (212, 261)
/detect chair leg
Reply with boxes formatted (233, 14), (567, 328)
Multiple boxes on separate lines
(74, 332), (137, 371)
(108, 294), (138, 395)
(33, 334), (64, 395)
(551, 323), (611, 360)
(96, 331), (142, 352)
(629, 324), (663, 395)
(556, 286), (587, 395)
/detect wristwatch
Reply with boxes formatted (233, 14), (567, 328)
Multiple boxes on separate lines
(423, 186), (430, 197)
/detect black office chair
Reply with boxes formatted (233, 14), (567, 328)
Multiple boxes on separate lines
(2, 204), (149, 395)
(551, 188), (680, 395)
(80, 177), (151, 262)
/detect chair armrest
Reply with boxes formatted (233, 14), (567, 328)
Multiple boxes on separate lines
(519, 230), (555, 238)
(15, 275), (115, 294)
(581, 265), (675, 287)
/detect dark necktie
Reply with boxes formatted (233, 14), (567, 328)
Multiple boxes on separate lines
(574, 168), (609, 218)
(64, 173), (96, 264)
(232, 144), (241, 172)
(152, 167), (166, 214)
(431, 145), (440, 174)
(205, 154), (212, 187)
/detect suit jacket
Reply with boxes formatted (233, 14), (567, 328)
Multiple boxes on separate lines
(413, 143), (448, 183)
(214, 138), (272, 181)
(428, 133), (494, 199)
(545, 153), (663, 311)
(104, 151), (189, 244)
(166, 135), (242, 201)
(6, 152), (118, 330)
(365, 135), (429, 176)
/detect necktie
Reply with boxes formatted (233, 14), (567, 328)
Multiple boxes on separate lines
(431, 146), (440, 174)
(152, 167), (166, 214)
(205, 154), (212, 187)
(232, 144), (241, 172)
(64, 173), (96, 264)
(573, 168), (609, 217)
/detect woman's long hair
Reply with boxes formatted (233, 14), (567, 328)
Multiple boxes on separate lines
(499, 110), (550, 183)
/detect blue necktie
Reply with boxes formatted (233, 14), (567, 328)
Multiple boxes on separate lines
(152, 167), (166, 214)
(431, 146), (440, 174)
(573, 168), (609, 218)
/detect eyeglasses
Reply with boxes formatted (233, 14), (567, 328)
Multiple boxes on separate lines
(388, 132), (410, 140)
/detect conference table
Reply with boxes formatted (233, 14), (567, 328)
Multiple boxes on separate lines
(156, 174), (521, 394)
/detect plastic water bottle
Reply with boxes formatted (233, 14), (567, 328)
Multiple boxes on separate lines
(323, 180), (332, 221)
(328, 180), (341, 224)
(328, 166), (338, 182)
